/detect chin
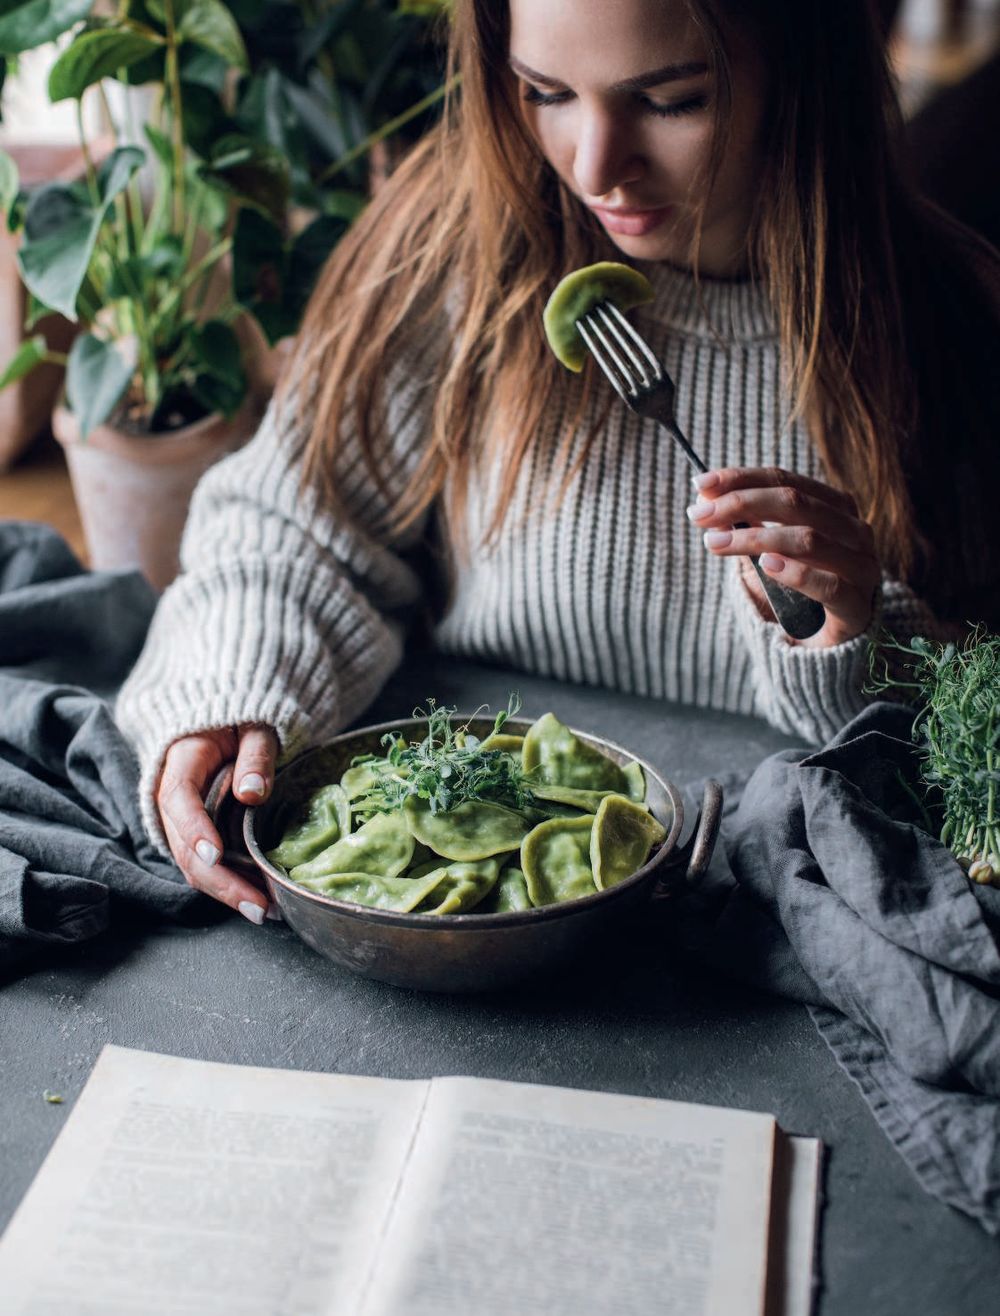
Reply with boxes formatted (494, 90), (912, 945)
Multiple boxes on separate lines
(606, 231), (692, 266)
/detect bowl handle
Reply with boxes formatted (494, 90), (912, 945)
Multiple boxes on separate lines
(654, 779), (723, 894)
(205, 763), (259, 878)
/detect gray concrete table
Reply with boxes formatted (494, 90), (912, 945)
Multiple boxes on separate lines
(3, 654), (998, 1314)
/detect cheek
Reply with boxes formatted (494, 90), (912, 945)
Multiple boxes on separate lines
(522, 106), (573, 177)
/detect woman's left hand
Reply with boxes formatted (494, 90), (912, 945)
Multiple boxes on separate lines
(686, 466), (881, 648)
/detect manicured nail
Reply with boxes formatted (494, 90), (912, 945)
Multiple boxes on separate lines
(686, 500), (715, 523)
(195, 840), (220, 867)
(694, 471), (720, 490)
(265, 903), (283, 922)
(703, 530), (732, 549)
(238, 901), (265, 925)
(760, 553), (785, 572)
(239, 772), (266, 796)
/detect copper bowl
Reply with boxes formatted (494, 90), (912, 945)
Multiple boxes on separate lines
(212, 716), (722, 993)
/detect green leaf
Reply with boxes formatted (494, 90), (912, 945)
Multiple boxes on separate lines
(0, 148), (18, 217)
(188, 319), (245, 416)
(18, 146), (144, 319)
(179, 42), (228, 92)
(286, 214), (344, 305)
(198, 133), (289, 226)
(296, 0), (365, 69)
(320, 188), (365, 222)
(143, 121), (173, 168)
(232, 208), (342, 345)
(95, 145), (147, 203)
(65, 332), (134, 439)
(25, 292), (55, 330)
(0, 0), (93, 55)
(178, 0), (248, 72)
(0, 334), (48, 389)
(48, 29), (162, 102)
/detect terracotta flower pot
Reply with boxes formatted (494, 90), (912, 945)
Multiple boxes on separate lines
(51, 399), (260, 592)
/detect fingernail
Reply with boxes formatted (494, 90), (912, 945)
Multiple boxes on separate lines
(239, 772), (266, 797)
(265, 903), (283, 922)
(238, 901), (265, 925)
(694, 471), (720, 490)
(760, 553), (785, 572)
(195, 839), (220, 867)
(703, 530), (732, 549)
(686, 500), (715, 523)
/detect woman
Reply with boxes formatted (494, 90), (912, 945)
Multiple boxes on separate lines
(117, 0), (1000, 921)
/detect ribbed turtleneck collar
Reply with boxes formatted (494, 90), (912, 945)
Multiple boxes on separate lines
(632, 258), (776, 343)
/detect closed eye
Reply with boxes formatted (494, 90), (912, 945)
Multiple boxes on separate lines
(521, 84), (708, 119)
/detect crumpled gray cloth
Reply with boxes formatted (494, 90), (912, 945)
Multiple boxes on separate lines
(0, 522), (205, 977)
(684, 701), (1000, 1232)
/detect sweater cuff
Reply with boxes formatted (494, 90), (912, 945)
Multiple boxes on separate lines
(727, 562), (882, 744)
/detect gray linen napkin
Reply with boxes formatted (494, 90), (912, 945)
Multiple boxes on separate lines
(682, 702), (1000, 1232)
(0, 522), (205, 976)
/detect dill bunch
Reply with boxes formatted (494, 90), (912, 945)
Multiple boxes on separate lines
(869, 629), (1000, 883)
(355, 694), (535, 816)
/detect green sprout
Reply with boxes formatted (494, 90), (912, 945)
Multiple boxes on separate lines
(869, 629), (1000, 884)
(352, 693), (535, 817)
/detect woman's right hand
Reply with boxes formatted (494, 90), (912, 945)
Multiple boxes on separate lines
(156, 724), (279, 924)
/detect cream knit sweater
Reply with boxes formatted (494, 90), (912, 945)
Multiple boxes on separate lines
(116, 261), (939, 850)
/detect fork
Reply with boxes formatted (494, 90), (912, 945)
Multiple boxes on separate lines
(576, 302), (826, 641)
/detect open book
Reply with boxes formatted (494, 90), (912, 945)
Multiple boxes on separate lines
(0, 1046), (821, 1316)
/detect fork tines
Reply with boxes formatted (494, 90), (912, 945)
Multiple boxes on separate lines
(576, 302), (662, 401)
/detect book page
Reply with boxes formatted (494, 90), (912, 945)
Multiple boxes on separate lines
(765, 1136), (823, 1316)
(0, 1045), (428, 1316)
(362, 1076), (776, 1316)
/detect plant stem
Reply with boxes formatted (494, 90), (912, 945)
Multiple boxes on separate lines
(316, 74), (457, 185)
(148, 235), (232, 335)
(162, 0), (185, 232)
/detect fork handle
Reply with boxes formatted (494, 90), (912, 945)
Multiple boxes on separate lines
(736, 523), (826, 640)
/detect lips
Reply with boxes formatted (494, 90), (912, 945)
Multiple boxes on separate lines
(589, 204), (674, 237)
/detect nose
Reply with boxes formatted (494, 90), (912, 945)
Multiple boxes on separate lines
(572, 107), (644, 200)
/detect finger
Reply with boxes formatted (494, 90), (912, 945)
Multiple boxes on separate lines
(232, 724), (279, 803)
(700, 523), (880, 591)
(688, 487), (874, 554)
(755, 553), (873, 639)
(694, 466), (860, 518)
(158, 738), (227, 866)
(162, 812), (271, 922)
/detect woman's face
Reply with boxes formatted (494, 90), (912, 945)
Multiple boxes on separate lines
(508, 0), (766, 276)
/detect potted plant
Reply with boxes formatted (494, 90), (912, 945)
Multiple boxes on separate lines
(0, 0), (449, 588)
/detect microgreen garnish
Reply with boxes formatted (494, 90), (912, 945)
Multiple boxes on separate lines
(869, 629), (1000, 883)
(353, 694), (535, 816)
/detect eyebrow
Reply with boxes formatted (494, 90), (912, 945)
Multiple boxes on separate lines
(508, 56), (709, 91)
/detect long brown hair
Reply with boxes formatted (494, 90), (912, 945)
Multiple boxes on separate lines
(281, 0), (1000, 627)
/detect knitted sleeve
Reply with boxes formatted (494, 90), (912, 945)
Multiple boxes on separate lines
(115, 353), (435, 852)
(726, 564), (956, 745)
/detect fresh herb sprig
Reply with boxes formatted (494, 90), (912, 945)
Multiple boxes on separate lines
(354, 694), (535, 816)
(869, 630), (1000, 883)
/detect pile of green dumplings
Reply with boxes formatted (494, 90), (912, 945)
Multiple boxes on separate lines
(265, 712), (666, 915)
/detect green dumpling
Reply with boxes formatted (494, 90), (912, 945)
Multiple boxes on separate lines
(531, 784), (617, 812)
(521, 814), (598, 907)
(523, 713), (629, 794)
(543, 261), (654, 372)
(623, 760), (646, 804)
(289, 810), (415, 884)
(403, 796), (531, 861)
(265, 782), (351, 870)
(478, 865), (532, 913)
(590, 795), (666, 890)
(294, 867), (447, 912)
(412, 858), (502, 914)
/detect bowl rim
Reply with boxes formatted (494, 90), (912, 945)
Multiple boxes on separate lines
(243, 715), (685, 929)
